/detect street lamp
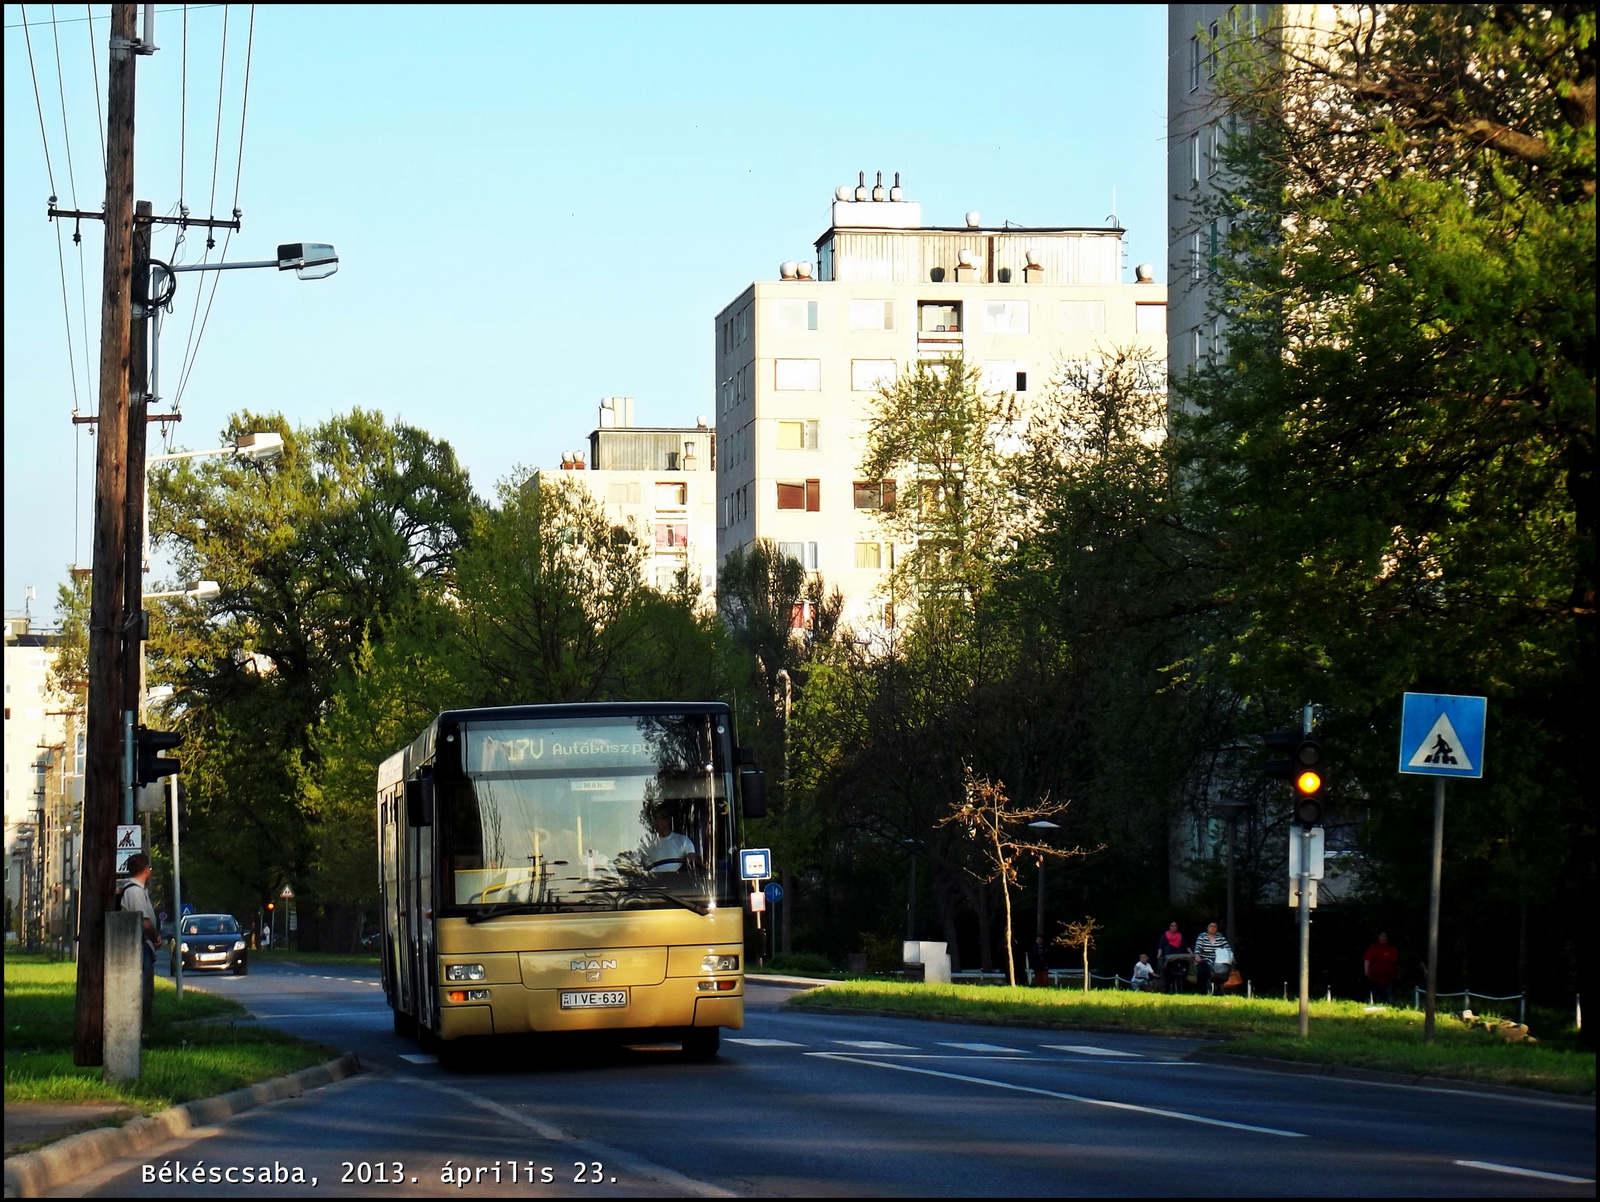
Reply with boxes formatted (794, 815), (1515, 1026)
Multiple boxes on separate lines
(1028, 820), (1060, 942)
(1212, 800), (1252, 949)
(141, 580), (220, 602)
(144, 433), (283, 570)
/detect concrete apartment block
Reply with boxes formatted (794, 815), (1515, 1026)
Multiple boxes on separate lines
(715, 175), (1167, 633)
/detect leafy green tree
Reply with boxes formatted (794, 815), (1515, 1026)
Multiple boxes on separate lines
(148, 409), (475, 944)
(1183, 4), (1594, 1004)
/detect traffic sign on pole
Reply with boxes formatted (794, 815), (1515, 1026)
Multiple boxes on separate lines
(740, 848), (772, 881)
(1399, 693), (1487, 778)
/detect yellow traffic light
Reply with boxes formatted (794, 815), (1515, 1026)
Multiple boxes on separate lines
(1296, 770), (1322, 796)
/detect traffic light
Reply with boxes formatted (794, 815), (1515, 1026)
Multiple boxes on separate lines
(1291, 736), (1324, 826)
(1265, 729), (1325, 826)
(135, 725), (181, 785)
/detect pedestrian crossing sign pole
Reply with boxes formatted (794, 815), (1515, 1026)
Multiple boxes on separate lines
(1399, 692), (1487, 1044)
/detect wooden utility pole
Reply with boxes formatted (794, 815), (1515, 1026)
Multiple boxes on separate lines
(74, 2), (139, 1067)
(125, 200), (152, 747)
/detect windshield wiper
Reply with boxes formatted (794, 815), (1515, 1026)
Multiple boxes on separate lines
(572, 882), (713, 916)
(465, 901), (567, 924)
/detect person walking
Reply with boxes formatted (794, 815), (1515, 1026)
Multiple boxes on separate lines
(1363, 932), (1399, 1004)
(116, 853), (163, 1030)
(1026, 935), (1050, 987)
(1194, 922), (1232, 995)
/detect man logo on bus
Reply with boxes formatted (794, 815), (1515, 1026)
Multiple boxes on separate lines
(570, 959), (617, 972)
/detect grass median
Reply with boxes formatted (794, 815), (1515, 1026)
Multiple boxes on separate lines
(4, 954), (334, 1113)
(787, 979), (1594, 1095)
(251, 948), (379, 969)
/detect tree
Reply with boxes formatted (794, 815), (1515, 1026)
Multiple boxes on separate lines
(1055, 916), (1102, 993)
(938, 769), (1087, 987)
(1182, 4), (1594, 1007)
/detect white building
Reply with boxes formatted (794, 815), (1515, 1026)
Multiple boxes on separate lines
(4, 615), (75, 933)
(533, 398), (719, 607)
(715, 175), (1168, 630)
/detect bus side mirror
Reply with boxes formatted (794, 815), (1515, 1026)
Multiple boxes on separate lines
(405, 778), (434, 827)
(735, 745), (759, 767)
(740, 769), (767, 819)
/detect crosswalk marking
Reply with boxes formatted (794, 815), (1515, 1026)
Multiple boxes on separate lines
(1040, 1044), (1142, 1057)
(834, 1040), (915, 1050)
(727, 1038), (806, 1047)
(940, 1042), (1026, 1053)
(398, 1053), (437, 1064)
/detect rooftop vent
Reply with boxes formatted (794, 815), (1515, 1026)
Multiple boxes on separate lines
(795, 261), (813, 280)
(872, 170), (885, 201)
(890, 171), (903, 202)
(855, 171), (869, 202)
(1025, 250), (1041, 268)
(780, 261), (799, 279)
(1135, 263), (1155, 283)
(964, 211), (981, 228)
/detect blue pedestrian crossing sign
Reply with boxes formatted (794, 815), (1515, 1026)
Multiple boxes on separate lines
(1399, 693), (1487, 779)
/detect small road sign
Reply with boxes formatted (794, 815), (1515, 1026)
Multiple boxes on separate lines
(1399, 693), (1487, 779)
(764, 882), (784, 904)
(115, 850), (137, 875)
(116, 824), (141, 851)
(280, 885), (295, 899)
(740, 848), (771, 881)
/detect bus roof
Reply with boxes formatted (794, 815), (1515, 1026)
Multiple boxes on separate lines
(432, 701), (731, 725)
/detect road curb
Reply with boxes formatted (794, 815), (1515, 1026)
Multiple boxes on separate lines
(783, 1000), (1210, 1040)
(3, 1052), (362, 1198)
(1186, 1049), (1596, 1103)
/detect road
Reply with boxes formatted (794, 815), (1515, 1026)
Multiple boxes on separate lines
(53, 960), (1595, 1198)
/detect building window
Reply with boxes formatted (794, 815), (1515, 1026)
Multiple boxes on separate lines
(1207, 121), (1221, 176)
(775, 299), (819, 332)
(1192, 327), (1205, 369)
(737, 306), (752, 344)
(606, 481), (642, 505)
(853, 479), (897, 510)
(1209, 221), (1219, 273)
(778, 542), (819, 570)
(774, 359), (822, 390)
(982, 300), (1029, 333)
(982, 360), (1028, 393)
(918, 302), (961, 334)
(855, 542), (883, 570)
(1059, 300), (1106, 332)
(777, 480), (821, 511)
(1190, 35), (1201, 91)
(1135, 303), (1166, 334)
(656, 482), (687, 509)
(776, 420), (820, 450)
(851, 359), (897, 392)
(1190, 232), (1202, 281)
(654, 523), (688, 550)
(849, 299), (895, 330)
(1191, 132), (1201, 186)
(1207, 21), (1220, 77)
(1213, 318), (1226, 362)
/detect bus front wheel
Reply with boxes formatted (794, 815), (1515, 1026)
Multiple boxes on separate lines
(682, 1028), (720, 1061)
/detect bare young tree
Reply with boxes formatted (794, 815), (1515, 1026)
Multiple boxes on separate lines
(938, 768), (1092, 986)
(1055, 916), (1103, 994)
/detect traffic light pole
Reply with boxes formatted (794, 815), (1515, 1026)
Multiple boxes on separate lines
(1423, 777), (1445, 1043)
(169, 772), (183, 999)
(1297, 824), (1312, 1038)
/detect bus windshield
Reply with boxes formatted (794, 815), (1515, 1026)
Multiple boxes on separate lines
(448, 713), (736, 914)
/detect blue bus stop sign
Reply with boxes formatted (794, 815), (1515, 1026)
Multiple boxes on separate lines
(740, 848), (772, 880)
(1399, 693), (1487, 779)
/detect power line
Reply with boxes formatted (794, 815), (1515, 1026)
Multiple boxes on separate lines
(5, 5), (222, 29)
(84, 4), (104, 175)
(49, 6), (80, 207)
(205, 5), (228, 234)
(230, 6), (255, 213)
(19, 6), (59, 195)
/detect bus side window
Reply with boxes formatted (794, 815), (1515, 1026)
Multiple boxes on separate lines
(405, 778), (434, 826)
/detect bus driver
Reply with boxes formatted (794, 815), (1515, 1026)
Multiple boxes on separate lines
(642, 809), (699, 873)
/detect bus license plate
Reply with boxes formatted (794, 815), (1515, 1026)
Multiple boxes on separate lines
(560, 989), (628, 1010)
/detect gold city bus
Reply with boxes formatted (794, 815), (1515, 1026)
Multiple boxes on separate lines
(377, 702), (766, 1062)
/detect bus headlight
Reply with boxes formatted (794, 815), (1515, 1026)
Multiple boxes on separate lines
(701, 954), (739, 972)
(445, 963), (486, 981)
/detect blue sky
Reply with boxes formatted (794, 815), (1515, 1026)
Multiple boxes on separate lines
(4, 4), (1168, 618)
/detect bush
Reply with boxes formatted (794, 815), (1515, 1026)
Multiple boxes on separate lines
(859, 932), (902, 973)
(766, 951), (833, 975)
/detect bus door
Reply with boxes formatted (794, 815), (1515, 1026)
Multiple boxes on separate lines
(414, 800), (436, 1032)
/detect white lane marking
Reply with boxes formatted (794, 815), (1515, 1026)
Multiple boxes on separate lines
(727, 1038), (805, 1047)
(834, 1039), (915, 1050)
(1454, 1160), (1595, 1185)
(941, 1042), (1026, 1053)
(810, 1052), (1306, 1138)
(247, 1010), (387, 1019)
(398, 1053), (437, 1064)
(405, 1074), (735, 1197)
(1041, 1044), (1143, 1057)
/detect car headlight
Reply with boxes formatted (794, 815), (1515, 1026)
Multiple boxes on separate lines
(701, 953), (739, 973)
(233, 940), (247, 951)
(180, 942), (189, 953)
(445, 963), (485, 982)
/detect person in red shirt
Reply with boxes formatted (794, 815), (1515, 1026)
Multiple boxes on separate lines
(1363, 932), (1399, 1004)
